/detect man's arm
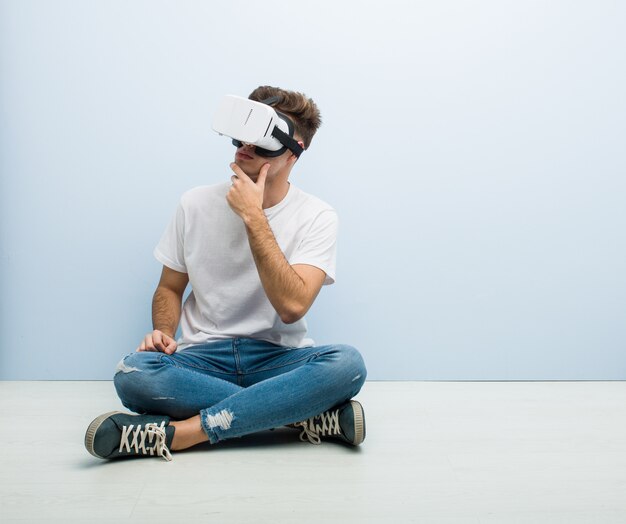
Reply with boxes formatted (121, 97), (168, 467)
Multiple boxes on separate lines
(227, 163), (327, 324)
(137, 265), (189, 353)
(244, 211), (327, 324)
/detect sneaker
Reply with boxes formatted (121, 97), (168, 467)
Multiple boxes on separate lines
(84, 411), (175, 461)
(293, 400), (365, 446)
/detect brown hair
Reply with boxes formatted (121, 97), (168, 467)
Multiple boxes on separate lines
(248, 86), (322, 150)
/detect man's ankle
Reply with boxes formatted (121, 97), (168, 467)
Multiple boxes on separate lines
(170, 415), (209, 450)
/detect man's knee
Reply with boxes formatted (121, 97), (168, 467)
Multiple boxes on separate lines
(341, 344), (367, 385)
(322, 344), (367, 389)
(115, 352), (141, 376)
(114, 351), (165, 374)
(113, 352), (163, 402)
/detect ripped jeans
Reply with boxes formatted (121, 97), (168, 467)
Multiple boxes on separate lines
(113, 338), (367, 444)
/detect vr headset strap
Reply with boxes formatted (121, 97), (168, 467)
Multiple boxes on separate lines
(272, 126), (304, 158)
(261, 96), (282, 106)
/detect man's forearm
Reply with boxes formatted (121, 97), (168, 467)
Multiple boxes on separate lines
(244, 209), (307, 323)
(152, 287), (182, 337)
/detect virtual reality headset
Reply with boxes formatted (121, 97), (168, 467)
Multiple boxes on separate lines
(212, 95), (304, 158)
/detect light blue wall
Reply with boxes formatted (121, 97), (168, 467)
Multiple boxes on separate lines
(1, 1), (625, 380)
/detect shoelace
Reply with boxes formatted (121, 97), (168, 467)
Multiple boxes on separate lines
(119, 422), (173, 461)
(293, 409), (341, 444)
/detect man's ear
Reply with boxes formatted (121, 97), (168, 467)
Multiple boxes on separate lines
(290, 141), (305, 162)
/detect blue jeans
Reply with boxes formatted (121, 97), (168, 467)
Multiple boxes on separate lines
(113, 338), (367, 444)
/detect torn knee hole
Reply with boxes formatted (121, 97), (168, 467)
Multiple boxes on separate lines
(116, 358), (141, 374)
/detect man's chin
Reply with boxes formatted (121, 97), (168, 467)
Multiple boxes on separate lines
(234, 161), (257, 177)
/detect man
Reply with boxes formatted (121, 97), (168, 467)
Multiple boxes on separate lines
(84, 86), (367, 461)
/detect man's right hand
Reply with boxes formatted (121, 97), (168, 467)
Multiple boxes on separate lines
(137, 330), (178, 354)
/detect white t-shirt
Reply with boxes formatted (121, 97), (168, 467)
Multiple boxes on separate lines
(154, 181), (338, 350)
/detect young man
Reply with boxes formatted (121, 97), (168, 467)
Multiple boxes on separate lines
(84, 86), (367, 461)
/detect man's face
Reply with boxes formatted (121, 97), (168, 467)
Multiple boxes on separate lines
(234, 139), (302, 181)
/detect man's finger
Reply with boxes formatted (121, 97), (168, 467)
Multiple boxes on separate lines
(230, 162), (250, 181)
(153, 330), (166, 351)
(144, 334), (156, 351)
(256, 163), (270, 188)
(161, 333), (176, 354)
(164, 339), (177, 355)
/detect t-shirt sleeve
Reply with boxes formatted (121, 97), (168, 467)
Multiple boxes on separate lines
(290, 209), (338, 285)
(153, 202), (187, 273)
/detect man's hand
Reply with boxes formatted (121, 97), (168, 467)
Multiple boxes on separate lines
(137, 329), (178, 354)
(226, 162), (270, 222)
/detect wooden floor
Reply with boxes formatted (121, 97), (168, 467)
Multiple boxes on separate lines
(1, 380), (626, 523)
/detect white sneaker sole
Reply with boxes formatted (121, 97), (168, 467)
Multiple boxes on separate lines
(350, 400), (365, 445)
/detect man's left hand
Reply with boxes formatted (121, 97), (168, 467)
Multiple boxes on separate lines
(226, 162), (269, 223)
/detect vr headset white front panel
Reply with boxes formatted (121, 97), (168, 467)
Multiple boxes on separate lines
(212, 95), (289, 152)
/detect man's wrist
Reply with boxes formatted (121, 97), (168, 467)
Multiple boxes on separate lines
(242, 207), (266, 228)
(154, 327), (175, 338)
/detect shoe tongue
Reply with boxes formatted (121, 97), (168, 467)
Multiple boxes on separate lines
(165, 425), (176, 447)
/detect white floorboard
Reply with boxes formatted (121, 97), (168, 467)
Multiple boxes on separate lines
(1, 381), (625, 523)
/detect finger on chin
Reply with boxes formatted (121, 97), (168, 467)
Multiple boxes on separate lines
(230, 162), (244, 175)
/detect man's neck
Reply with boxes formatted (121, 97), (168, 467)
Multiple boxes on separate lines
(262, 175), (291, 209)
